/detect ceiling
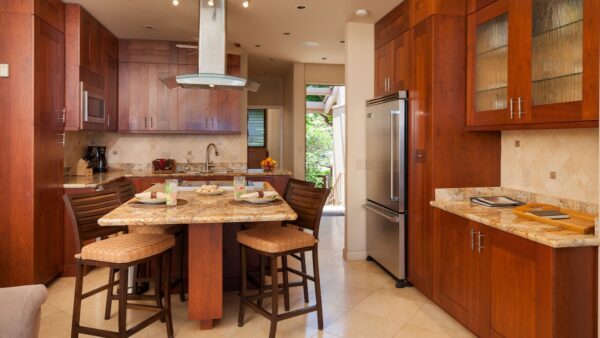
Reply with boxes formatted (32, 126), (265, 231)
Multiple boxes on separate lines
(64, 0), (403, 75)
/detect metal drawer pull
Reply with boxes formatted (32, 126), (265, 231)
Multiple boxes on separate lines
(58, 133), (65, 145)
(509, 98), (514, 119)
(144, 117), (148, 129)
(518, 97), (524, 119)
(470, 228), (475, 252)
(363, 204), (399, 223)
(478, 232), (485, 254)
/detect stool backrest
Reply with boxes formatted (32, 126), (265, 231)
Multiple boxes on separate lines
(63, 188), (125, 251)
(101, 179), (136, 204)
(283, 178), (330, 238)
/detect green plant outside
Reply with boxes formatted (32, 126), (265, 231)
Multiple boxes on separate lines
(305, 112), (333, 188)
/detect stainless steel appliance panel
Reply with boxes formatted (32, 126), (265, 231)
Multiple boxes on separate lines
(364, 202), (406, 279)
(366, 93), (407, 213)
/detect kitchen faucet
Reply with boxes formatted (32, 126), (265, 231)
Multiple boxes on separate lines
(205, 143), (220, 172)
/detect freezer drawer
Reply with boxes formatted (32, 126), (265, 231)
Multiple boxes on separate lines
(364, 203), (406, 280)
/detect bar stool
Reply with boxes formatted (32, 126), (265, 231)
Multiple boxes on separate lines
(63, 188), (175, 338)
(102, 179), (187, 302)
(237, 181), (330, 338)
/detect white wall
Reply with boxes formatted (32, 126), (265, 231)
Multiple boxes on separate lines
(266, 108), (283, 163)
(292, 63), (306, 179)
(343, 22), (374, 260)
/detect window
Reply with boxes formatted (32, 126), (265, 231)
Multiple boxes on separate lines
(247, 109), (266, 147)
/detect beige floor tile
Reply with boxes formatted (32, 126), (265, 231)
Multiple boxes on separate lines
(353, 290), (423, 325)
(394, 324), (475, 338)
(325, 309), (404, 338)
(332, 268), (393, 291)
(320, 281), (374, 308)
(378, 281), (433, 305)
(405, 303), (475, 336)
(38, 308), (74, 338)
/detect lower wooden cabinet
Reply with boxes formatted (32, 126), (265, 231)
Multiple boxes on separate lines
(433, 209), (598, 338)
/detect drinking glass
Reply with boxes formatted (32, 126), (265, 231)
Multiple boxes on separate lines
(165, 179), (179, 206)
(234, 176), (246, 201)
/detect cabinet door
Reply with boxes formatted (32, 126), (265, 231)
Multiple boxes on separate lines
(104, 54), (118, 131)
(118, 63), (178, 131)
(177, 64), (211, 131)
(525, 0), (596, 123)
(467, 0), (517, 126)
(433, 210), (478, 332)
(392, 31), (412, 91)
(375, 42), (394, 97)
(33, 17), (64, 284)
(407, 21), (433, 298)
(478, 225), (552, 338)
(209, 90), (241, 132)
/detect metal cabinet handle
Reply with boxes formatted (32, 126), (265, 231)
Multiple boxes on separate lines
(509, 98), (514, 119)
(58, 108), (66, 124)
(144, 117), (148, 129)
(58, 133), (65, 146)
(478, 232), (485, 254)
(107, 114), (110, 127)
(470, 228), (476, 252)
(518, 97), (524, 119)
(389, 110), (401, 202)
(150, 117), (153, 128)
(363, 204), (400, 222)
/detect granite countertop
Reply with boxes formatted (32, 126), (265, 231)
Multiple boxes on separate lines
(431, 187), (600, 248)
(64, 168), (293, 189)
(98, 182), (297, 226)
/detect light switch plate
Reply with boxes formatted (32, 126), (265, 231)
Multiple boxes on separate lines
(0, 64), (8, 78)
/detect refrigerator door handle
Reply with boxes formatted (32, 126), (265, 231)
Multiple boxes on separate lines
(390, 109), (402, 202)
(363, 204), (400, 223)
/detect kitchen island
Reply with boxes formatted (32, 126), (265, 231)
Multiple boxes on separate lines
(98, 182), (297, 329)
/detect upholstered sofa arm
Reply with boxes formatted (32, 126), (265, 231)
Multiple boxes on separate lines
(0, 285), (48, 338)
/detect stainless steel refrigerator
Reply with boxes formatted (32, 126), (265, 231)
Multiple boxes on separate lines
(363, 91), (409, 288)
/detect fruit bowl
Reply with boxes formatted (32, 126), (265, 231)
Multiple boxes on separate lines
(260, 157), (278, 172)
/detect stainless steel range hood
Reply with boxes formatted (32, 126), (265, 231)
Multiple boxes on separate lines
(169, 0), (260, 92)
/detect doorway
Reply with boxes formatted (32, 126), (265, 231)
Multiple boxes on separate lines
(247, 107), (283, 169)
(305, 85), (346, 212)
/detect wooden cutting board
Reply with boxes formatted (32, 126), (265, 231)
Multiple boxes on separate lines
(513, 204), (596, 234)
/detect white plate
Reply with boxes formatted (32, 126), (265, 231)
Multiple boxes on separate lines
(135, 197), (167, 205)
(196, 189), (225, 195)
(242, 196), (278, 204)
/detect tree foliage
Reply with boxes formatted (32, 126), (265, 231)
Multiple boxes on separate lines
(305, 113), (333, 188)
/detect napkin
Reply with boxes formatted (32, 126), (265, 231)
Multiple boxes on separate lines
(240, 191), (277, 199)
(135, 192), (167, 199)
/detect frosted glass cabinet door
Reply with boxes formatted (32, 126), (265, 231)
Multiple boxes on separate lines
(530, 0), (583, 107)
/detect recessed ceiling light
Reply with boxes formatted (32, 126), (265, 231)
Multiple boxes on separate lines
(355, 9), (369, 17)
(144, 25), (154, 30)
(208, 0), (214, 6)
(267, 58), (274, 62)
(297, 5), (307, 10)
(283, 32), (291, 36)
(243, 0), (250, 8)
(303, 41), (319, 48)
(322, 57), (328, 60)
(172, 0), (179, 6)
(255, 44), (261, 48)
(340, 40), (345, 44)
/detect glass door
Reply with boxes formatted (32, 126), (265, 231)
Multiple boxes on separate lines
(467, 0), (512, 126)
(528, 0), (586, 122)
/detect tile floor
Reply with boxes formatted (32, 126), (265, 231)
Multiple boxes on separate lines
(41, 216), (475, 337)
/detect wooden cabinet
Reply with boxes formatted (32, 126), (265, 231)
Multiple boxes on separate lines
(406, 16), (501, 299)
(409, 0), (467, 27)
(467, 0), (599, 128)
(65, 4), (119, 131)
(0, 8), (65, 286)
(375, 1), (410, 49)
(118, 62), (178, 132)
(375, 32), (413, 97)
(433, 209), (598, 337)
(119, 41), (242, 134)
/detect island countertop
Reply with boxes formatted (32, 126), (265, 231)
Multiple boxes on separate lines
(431, 187), (600, 248)
(97, 182), (297, 226)
(64, 168), (293, 189)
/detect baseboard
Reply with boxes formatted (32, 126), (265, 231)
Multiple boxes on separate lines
(343, 248), (368, 261)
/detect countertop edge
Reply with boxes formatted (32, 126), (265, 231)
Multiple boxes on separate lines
(431, 201), (600, 249)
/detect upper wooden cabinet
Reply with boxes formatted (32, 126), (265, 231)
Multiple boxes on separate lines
(375, 1), (410, 49)
(409, 0), (467, 27)
(433, 209), (597, 337)
(119, 40), (178, 64)
(0, 0), (65, 31)
(375, 31), (413, 97)
(65, 4), (119, 131)
(467, 0), (599, 128)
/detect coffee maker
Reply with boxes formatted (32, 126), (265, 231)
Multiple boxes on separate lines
(84, 146), (108, 173)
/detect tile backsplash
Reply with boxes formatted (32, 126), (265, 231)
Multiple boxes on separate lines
(501, 128), (598, 203)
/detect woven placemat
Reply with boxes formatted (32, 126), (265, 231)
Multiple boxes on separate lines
(228, 199), (283, 207)
(128, 199), (188, 208)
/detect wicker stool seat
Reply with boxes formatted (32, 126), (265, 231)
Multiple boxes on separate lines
(237, 227), (317, 253)
(79, 233), (175, 264)
(128, 224), (186, 235)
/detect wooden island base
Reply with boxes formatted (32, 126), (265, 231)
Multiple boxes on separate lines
(188, 223), (223, 329)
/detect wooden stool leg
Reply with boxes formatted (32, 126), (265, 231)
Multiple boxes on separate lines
(118, 266), (129, 338)
(300, 252), (309, 303)
(104, 268), (116, 320)
(178, 230), (186, 302)
(269, 256), (279, 338)
(163, 250), (175, 338)
(155, 255), (165, 323)
(312, 247), (324, 330)
(71, 261), (84, 338)
(257, 255), (266, 308)
(282, 256), (290, 311)
(238, 245), (247, 327)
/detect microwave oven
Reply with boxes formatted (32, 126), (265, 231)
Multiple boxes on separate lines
(81, 81), (105, 125)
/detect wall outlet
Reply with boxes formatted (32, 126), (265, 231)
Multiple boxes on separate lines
(0, 64), (9, 78)
(550, 171), (557, 179)
(514, 140), (521, 148)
